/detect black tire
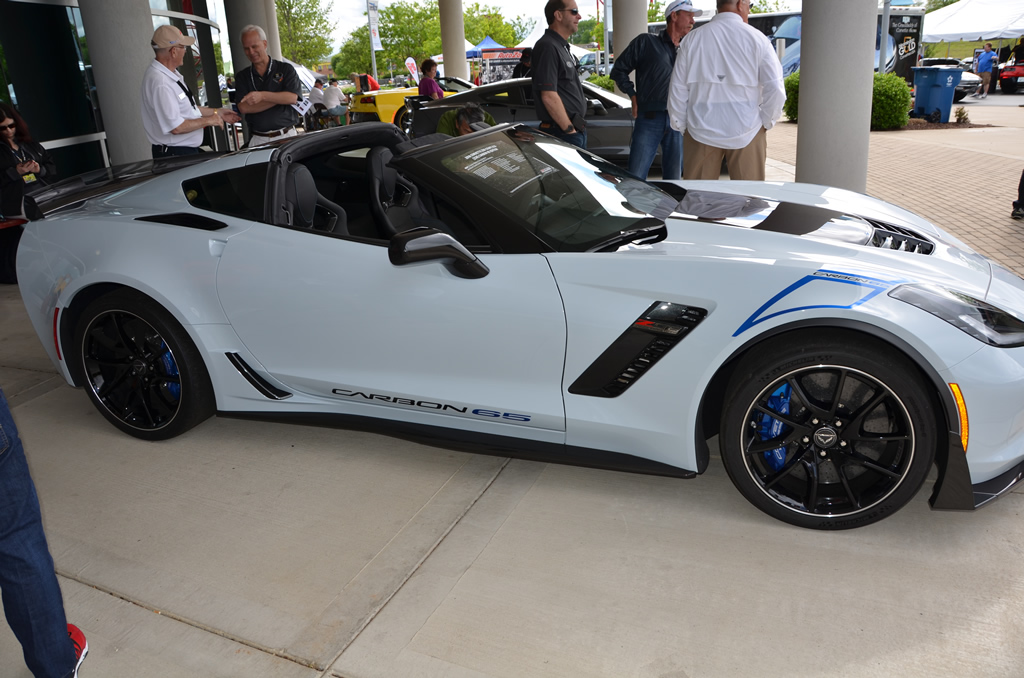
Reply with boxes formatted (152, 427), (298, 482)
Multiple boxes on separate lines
(394, 106), (410, 133)
(720, 333), (936, 530)
(953, 90), (966, 103)
(1001, 78), (1017, 94)
(73, 289), (215, 440)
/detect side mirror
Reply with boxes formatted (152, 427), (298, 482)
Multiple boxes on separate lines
(389, 227), (489, 279)
(588, 99), (608, 116)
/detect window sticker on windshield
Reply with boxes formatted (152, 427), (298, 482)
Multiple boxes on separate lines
(445, 139), (557, 196)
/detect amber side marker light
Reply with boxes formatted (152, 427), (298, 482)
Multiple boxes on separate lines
(948, 383), (968, 452)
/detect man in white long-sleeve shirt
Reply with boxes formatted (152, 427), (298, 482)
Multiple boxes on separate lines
(667, 0), (785, 180)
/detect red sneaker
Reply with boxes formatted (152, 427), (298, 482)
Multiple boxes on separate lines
(67, 624), (88, 676)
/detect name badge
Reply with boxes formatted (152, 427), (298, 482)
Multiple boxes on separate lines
(22, 173), (37, 184)
(178, 91), (187, 100)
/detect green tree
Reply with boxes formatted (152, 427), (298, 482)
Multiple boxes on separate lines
(277, 0), (336, 67)
(573, 18), (605, 46)
(648, 1), (664, 23)
(213, 42), (225, 77)
(464, 3), (520, 47)
(332, 25), (372, 78)
(925, 0), (959, 11)
(508, 16), (537, 43)
(751, 0), (785, 12)
(334, 0), (535, 76)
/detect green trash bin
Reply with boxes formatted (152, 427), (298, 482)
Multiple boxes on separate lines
(912, 67), (963, 123)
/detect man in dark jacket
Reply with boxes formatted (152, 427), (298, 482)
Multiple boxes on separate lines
(610, 0), (700, 180)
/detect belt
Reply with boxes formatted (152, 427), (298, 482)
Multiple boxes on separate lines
(252, 126), (294, 138)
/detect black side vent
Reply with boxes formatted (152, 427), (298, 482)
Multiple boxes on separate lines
(569, 302), (708, 398)
(225, 353), (292, 400)
(136, 212), (228, 231)
(865, 219), (934, 255)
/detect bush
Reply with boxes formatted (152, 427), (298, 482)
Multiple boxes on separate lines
(778, 70), (911, 130)
(783, 71), (800, 121)
(587, 74), (615, 93)
(871, 72), (911, 130)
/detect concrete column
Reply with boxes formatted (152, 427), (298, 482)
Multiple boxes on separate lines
(264, 0), (284, 59)
(224, 0), (268, 77)
(78, 0), (154, 165)
(611, 0), (648, 96)
(795, 0), (876, 192)
(439, 0), (468, 79)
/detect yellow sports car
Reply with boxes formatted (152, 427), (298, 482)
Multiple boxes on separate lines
(348, 76), (475, 128)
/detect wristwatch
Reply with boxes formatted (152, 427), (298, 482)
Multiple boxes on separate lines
(563, 123), (575, 134)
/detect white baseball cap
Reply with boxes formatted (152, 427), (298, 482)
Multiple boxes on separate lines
(665, 0), (703, 19)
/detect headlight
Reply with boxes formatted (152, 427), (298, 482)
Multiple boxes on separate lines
(889, 284), (1024, 348)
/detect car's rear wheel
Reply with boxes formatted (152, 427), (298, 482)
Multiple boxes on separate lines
(720, 333), (936, 529)
(73, 290), (215, 440)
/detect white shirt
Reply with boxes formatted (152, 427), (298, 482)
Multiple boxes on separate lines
(140, 59), (203, 148)
(308, 86), (325, 105)
(668, 12), (786, 149)
(323, 84), (344, 109)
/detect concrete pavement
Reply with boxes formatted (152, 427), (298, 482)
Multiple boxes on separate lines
(1, 102), (1023, 677)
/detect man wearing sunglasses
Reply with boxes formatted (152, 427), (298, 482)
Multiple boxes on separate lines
(532, 0), (588, 148)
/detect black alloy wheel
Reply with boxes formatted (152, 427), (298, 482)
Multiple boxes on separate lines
(74, 290), (215, 440)
(720, 333), (936, 529)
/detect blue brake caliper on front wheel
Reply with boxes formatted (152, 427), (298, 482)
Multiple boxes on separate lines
(757, 383), (791, 472)
(159, 342), (181, 400)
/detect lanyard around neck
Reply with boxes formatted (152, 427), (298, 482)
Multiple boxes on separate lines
(250, 57), (274, 92)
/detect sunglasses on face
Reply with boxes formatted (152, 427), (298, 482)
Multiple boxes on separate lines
(560, 7), (580, 15)
(0, 123), (15, 131)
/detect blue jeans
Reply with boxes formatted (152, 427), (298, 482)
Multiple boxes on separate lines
(543, 125), (587, 149)
(628, 111), (682, 181)
(0, 388), (76, 678)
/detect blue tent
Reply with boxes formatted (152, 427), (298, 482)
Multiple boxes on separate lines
(467, 35), (505, 58)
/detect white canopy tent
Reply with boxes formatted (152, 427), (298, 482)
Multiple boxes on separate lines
(431, 39), (477, 63)
(921, 0), (1024, 42)
(516, 23), (591, 59)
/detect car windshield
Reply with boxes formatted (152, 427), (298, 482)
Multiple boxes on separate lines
(420, 127), (678, 252)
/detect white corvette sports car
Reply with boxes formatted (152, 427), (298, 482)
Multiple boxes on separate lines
(16, 123), (1024, 529)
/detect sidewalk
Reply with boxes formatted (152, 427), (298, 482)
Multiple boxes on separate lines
(1, 105), (1023, 678)
(764, 105), (1024, 274)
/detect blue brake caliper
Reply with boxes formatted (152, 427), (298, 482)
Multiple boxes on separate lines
(757, 383), (791, 472)
(159, 342), (181, 401)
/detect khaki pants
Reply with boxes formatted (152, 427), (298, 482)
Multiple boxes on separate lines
(683, 127), (767, 181)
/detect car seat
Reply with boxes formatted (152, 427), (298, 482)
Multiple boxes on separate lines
(366, 146), (428, 238)
(284, 163), (348, 234)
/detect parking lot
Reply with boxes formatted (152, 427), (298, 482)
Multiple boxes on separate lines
(1, 98), (1023, 677)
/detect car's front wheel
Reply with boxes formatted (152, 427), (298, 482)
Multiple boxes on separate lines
(394, 106), (411, 133)
(73, 290), (215, 440)
(1001, 78), (1018, 94)
(720, 333), (936, 529)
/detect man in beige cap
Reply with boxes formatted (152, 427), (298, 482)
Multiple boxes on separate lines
(141, 24), (239, 159)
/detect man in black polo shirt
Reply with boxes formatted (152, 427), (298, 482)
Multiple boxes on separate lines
(233, 24), (301, 146)
(532, 0), (587, 148)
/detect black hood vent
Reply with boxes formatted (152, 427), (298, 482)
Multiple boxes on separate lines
(866, 219), (934, 255)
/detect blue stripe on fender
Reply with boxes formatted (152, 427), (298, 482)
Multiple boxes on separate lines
(733, 269), (905, 337)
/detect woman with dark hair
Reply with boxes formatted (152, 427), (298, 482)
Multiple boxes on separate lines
(0, 102), (56, 220)
(0, 103), (55, 283)
(418, 59), (444, 100)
